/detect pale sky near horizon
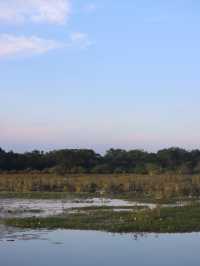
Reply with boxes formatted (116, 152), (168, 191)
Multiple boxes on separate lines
(1, 0), (200, 153)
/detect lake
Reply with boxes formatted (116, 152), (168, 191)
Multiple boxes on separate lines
(1, 229), (200, 266)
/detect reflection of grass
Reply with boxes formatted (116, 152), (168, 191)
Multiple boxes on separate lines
(68, 206), (147, 211)
(5, 204), (200, 233)
(6, 209), (42, 214)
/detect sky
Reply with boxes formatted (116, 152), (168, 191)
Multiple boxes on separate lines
(1, 0), (200, 153)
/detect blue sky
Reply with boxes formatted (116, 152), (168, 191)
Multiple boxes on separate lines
(1, 0), (200, 153)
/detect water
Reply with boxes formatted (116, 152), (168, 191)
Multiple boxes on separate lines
(0, 198), (155, 218)
(0, 197), (187, 218)
(1, 229), (200, 266)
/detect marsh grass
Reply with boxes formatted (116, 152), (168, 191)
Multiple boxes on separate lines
(5, 204), (200, 233)
(1, 173), (200, 203)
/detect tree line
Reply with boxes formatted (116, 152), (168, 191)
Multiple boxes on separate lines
(1, 147), (200, 174)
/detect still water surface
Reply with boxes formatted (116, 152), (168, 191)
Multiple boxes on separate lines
(1, 229), (200, 266)
(0, 198), (155, 218)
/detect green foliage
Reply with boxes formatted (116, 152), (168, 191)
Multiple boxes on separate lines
(1, 147), (200, 174)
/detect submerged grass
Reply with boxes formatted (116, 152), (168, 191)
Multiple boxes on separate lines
(5, 204), (200, 233)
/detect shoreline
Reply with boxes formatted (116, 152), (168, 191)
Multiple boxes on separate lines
(3, 203), (200, 234)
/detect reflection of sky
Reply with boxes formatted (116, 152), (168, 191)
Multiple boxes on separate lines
(1, 1), (200, 153)
(1, 230), (200, 266)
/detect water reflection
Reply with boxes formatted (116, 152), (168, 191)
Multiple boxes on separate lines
(1, 224), (199, 243)
(0, 198), (154, 218)
(0, 223), (166, 243)
(0, 225), (49, 242)
(1, 229), (200, 266)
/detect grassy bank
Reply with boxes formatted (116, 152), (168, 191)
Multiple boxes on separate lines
(0, 191), (198, 205)
(0, 191), (94, 200)
(5, 204), (200, 233)
(0, 191), (159, 203)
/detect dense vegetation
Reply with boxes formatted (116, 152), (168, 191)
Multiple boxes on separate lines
(6, 204), (200, 233)
(1, 147), (200, 202)
(1, 173), (200, 202)
(1, 147), (200, 174)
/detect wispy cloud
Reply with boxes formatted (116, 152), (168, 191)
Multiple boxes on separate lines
(0, 34), (62, 58)
(70, 32), (93, 49)
(84, 3), (97, 13)
(0, 0), (71, 24)
(0, 1), (94, 59)
(0, 32), (93, 59)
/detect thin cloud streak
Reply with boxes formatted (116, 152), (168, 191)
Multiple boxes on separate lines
(0, 32), (92, 58)
(0, 0), (71, 24)
(0, 34), (62, 58)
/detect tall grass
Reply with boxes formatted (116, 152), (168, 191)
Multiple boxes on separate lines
(0, 173), (200, 200)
